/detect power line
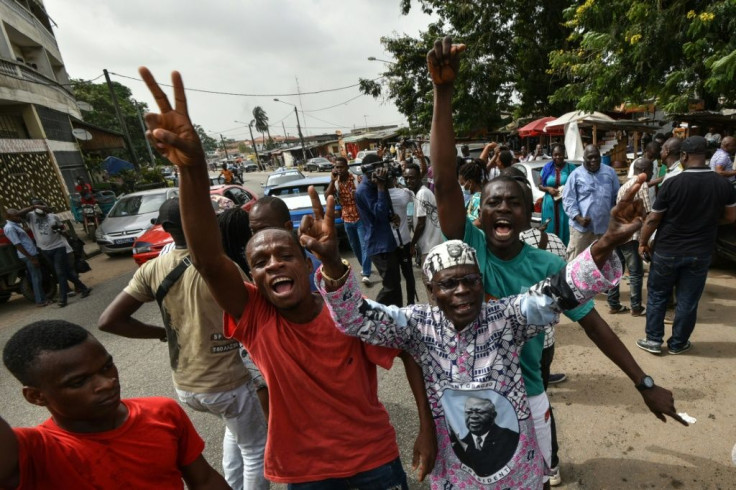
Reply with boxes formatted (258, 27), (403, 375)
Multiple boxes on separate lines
(109, 71), (384, 97)
(302, 93), (366, 113)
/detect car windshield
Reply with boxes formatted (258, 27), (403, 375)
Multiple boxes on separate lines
(108, 193), (168, 217)
(312, 158), (329, 163)
(271, 183), (328, 197)
(267, 173), (302, 187)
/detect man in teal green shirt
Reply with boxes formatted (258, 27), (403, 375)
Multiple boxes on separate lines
(428, 35), (685, 488)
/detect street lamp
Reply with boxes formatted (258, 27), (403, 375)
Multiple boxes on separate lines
(234, 120), (262, 171)
(367, 56), (395, 64)
(273, 98), (307, 164)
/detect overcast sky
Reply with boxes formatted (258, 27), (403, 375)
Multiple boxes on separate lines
(44, 0), (434, 141)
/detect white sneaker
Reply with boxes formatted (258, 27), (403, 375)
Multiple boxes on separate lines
(549, 466), (561, 486)
(361, 276), (371, 285)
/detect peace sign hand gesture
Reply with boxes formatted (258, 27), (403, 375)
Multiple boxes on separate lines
(139, 67), (205, 168)
(426, 36), (466, 86)
(298, 186), (340, 267)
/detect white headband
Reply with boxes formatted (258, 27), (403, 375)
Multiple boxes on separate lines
(422, 240), (479, 282)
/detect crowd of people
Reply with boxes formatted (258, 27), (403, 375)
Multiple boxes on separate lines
(3, 36), (735, 490)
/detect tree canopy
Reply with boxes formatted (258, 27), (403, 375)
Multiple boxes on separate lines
(71, 79), (155, 165)
(361, 0), (735, 134)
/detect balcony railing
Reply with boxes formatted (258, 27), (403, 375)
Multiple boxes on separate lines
(0, 57), (74, 99)
(1, 0), (58, 49)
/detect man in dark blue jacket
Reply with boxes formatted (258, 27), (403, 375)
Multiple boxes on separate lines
(355, 154), (402, 306)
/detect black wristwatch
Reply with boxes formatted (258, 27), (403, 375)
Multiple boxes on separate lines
(636, 375), (655, 391)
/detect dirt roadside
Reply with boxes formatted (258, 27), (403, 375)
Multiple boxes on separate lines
(549, 263), (736, 489)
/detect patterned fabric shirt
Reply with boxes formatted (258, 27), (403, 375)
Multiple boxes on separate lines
(318, 246), (621, 489)
(519, 228), (567, 349)
(617, 176), (652, 241)
(710, 148), (734, 183)
(336, 176), (360, 223)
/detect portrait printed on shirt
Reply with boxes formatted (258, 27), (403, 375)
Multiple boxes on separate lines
(442, 388), (520, 482)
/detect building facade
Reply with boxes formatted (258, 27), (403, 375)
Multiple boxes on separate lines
(0, 0), (85, 214)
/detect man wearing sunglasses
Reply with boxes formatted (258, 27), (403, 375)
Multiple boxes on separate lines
(420, 36), (687, 487)
(300, 168), (679, 487)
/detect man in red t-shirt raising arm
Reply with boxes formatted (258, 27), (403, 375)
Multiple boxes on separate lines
(138, 67), (436, 487)
(1, 320), (228, 489)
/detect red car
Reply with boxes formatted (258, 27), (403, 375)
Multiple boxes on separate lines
(132, 185), (258, 266)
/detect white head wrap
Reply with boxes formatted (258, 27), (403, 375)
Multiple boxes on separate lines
(422, 240), (479, 282)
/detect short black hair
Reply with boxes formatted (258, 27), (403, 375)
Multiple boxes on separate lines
(251, 196), (291, 223)
(459, 160), (484, 185)
(483, 175), (532, 215)
(499, 150), (514, 168)
(335, 157), (348, 165)
(3, 320), (90, 385)
(403, 163), (421, 175)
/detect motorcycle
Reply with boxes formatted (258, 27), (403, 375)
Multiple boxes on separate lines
(81, 203), (102, 241)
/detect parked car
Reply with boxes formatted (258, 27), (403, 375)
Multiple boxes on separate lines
(267, 176), (347, 243)
(243, 161), (259, 172)
(209, 184), (259, 212)
(305, 157), (333, 172)
(262, 169), (305, 196)
(96, 188), (179, 256)
(131, 186), (257, 265)
(353, 150), (377, 164)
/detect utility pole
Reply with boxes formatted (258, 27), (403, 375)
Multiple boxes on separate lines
(293, 106), (307, 163)
(247, 121), (262, 171)
(220, 134), (230, 161)
(282, 121), (287, 146)
(135, 102), (155, 166)
(103, 69), (139, 170)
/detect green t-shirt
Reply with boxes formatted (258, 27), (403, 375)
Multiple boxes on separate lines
(462, 219), (594, 396)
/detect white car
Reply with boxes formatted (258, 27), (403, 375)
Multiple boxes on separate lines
(353, 150), (378, 164)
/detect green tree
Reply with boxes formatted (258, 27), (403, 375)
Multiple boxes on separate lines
(194, 124), (218, 153)
(549, 0), (736, 112)
(360, 0), (574, 133)
(71, 79), (161, 166)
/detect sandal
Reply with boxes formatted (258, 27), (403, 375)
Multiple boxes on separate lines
(609, 305), (630, 314)
(631, 307), (646, 317)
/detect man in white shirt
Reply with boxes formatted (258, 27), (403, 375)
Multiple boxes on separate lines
(23, 202), (90, 307)
(388, 180), (416, 304)
(403, 163), (443, 265)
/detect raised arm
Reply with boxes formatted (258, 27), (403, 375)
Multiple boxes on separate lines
(139, 68), (247, 320)
(427, 37), (467, 240)
(180, 455), (230, 489)
(0, 415), (19, 489)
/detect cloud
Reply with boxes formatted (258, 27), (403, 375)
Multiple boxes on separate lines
(45, 0), (434, 138)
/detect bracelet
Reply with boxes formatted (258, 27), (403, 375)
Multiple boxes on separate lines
(321, 260), (351, 287)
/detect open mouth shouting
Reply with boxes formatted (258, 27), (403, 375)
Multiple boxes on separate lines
(493, 219), (514, 240)
(271, 276), (294, 296)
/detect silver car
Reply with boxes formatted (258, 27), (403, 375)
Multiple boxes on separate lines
(96, 188), (179, 255)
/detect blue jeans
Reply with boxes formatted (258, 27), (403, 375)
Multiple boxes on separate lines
(607, 241), (643, 310)
(20, 255), (45, 304)
(42, 246), (87, 304)
(344, 220), (371, 277)
(645, 252), (711, 350)
(287, 457), (408, 490)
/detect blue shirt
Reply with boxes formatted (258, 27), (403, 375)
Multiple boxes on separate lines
(355, 179), (397, 256)
(710, 148), (734, 183)
(562, 164), (620, 235)
(3, 220), (38, 258)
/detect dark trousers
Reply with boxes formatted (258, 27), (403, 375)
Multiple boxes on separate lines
(607, 240), (644, 310)
(541, 344), (559, 468)
(42, 246), (87, 304)
(371, 251), (402, 307)
(287, 457), (408, 489)
(645, 252), (710, 350)
(396, 245), (416, 305)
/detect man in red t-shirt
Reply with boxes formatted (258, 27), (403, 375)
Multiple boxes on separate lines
(1, 320), (228, 490)
(139, 68), (437, 486)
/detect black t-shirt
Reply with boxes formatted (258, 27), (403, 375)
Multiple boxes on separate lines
(652, 168), (736, 256)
